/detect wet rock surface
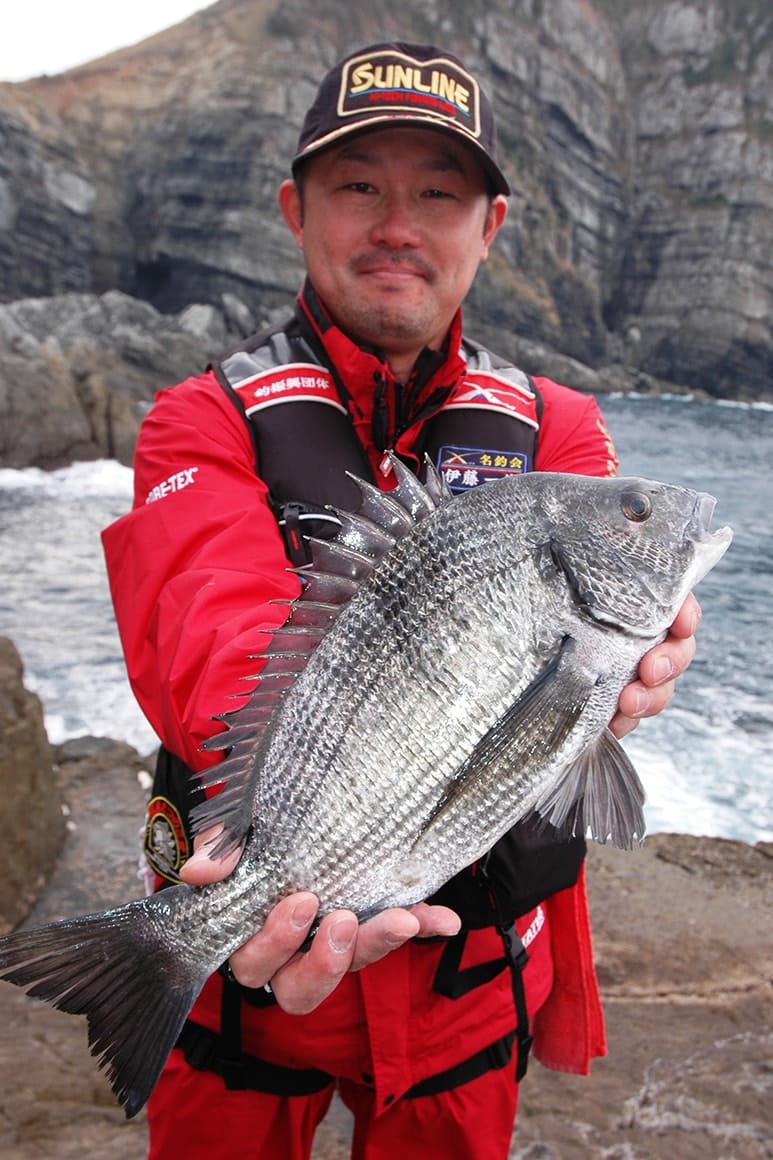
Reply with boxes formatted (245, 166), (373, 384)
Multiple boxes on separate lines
(0, 736), (152, 1160)
(0, 291), (243, 468)
(0, 739), (770, 1158)
(0, 639), (64, 933)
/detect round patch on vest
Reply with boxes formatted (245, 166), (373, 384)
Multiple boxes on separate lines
(436, 444), (529, 492)
(144, 795), (190, 882)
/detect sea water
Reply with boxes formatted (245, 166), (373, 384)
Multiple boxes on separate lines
(0, 394), (770, 843)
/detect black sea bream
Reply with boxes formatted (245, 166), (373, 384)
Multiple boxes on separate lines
(0, 459), (732, 1115)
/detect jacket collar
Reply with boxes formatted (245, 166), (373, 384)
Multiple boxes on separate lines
(295, 280), (467, 462)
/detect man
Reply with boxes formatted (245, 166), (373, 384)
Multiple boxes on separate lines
(103, 42), (699, 1160)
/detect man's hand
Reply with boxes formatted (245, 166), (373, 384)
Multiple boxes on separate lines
(610, 592), (701, 740)
(180, 834), (460, 1015)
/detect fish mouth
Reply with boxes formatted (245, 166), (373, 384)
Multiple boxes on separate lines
(687, 492), (733, 582)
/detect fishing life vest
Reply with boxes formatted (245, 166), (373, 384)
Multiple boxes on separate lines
(145, 302), (587, 1092)
(210, 305), (542, 565)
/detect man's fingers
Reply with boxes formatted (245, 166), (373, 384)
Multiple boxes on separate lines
(268, 909), (360, 1014)
(348, 908), (422, 971)
(348, 904), (461, 971)
(668, 592), (702, 639)
(610, 678), (676, 739)
(610, 593), (702, 739)
(228, 893), (320, 993)
(179, 825), (242, 885)
(226, 901), (463, 1014)
(408, 902), (462, 940)
(637, 631), (697, 689)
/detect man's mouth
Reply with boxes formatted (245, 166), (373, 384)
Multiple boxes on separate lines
(352, 253), (434, 281)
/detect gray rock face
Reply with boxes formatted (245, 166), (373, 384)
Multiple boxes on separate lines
(0, 0), (769, 471)
(0, 107), (96, 300)
(602, 0), (773, 399)
(0, 290), (250, 467)
(0, 638), (64, 932)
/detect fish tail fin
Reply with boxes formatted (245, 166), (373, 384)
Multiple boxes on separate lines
(0, 887), (210, 1117)
(535, 728), (647, 850)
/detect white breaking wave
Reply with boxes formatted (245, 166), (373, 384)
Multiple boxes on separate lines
(0, 458), (134, 497)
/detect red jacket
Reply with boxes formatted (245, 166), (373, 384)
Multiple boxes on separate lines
(102, 292), (614, 1107)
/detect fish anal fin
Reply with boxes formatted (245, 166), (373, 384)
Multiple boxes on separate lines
(535, 728), (646, 850)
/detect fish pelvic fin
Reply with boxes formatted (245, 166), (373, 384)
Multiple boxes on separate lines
(535, 728), (647, 850)
(0, 887), (210, 1118)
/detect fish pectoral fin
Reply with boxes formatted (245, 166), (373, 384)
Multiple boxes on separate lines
(534, 728), (646, 850)
(417, 638), (592, 841)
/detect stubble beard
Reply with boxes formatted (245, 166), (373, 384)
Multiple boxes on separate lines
(347, 301), (437, 349)
(340, 253), (441, 353)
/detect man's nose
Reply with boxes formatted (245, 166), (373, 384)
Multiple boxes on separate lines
(368, 193), (421, 247)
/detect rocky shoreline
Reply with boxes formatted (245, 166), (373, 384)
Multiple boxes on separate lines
(0, 287), (729, 473)
(0, 647), (771, 1157)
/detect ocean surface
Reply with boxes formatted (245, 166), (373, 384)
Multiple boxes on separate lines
(0, 394), (770, 844)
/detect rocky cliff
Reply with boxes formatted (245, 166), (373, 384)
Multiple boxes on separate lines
(0, 0), (770, 467)
(599, 0), (773, 398)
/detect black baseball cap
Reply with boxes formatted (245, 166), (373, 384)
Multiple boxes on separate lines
(292, 42), (510, 196)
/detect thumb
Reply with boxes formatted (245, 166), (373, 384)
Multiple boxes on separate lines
(180, 825), (242, 885)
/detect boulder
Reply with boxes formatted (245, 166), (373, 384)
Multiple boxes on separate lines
(0, 637), (64, 933)
(0, 290), (254, 467)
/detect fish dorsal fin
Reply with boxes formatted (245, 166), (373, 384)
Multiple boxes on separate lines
(193, 454), (448, 852)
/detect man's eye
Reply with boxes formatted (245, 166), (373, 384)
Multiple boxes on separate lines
(346, 182), (372, 193)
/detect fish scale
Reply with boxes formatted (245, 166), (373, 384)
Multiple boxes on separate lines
(0, 459), (732, 1116)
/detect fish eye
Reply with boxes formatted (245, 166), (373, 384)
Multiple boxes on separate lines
(621, 490), (652, 522)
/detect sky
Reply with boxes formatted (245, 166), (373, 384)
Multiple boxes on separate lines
(0, 0), (214, 82)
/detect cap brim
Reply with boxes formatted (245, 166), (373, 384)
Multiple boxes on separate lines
(292, 115), (510, 196)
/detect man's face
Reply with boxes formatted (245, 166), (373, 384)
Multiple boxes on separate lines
(279, 126), (507, 379)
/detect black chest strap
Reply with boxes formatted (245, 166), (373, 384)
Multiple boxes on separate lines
(432, 924), (533, 1084)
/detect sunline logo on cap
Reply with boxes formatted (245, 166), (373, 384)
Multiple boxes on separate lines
(338, 49), (482, 141)
(292, 41), (510, 195)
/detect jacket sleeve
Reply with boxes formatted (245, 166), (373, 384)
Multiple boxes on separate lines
(533, 378), (619, 477)
(101, 370), (300, 770)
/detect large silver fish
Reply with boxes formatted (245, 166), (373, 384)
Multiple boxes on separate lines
(0, 460), (731, 1116)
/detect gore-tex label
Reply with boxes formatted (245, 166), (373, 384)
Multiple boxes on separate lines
(145, 466), (199, 504)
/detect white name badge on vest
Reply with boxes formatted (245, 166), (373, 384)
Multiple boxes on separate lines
(436, 445), (530, 492)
